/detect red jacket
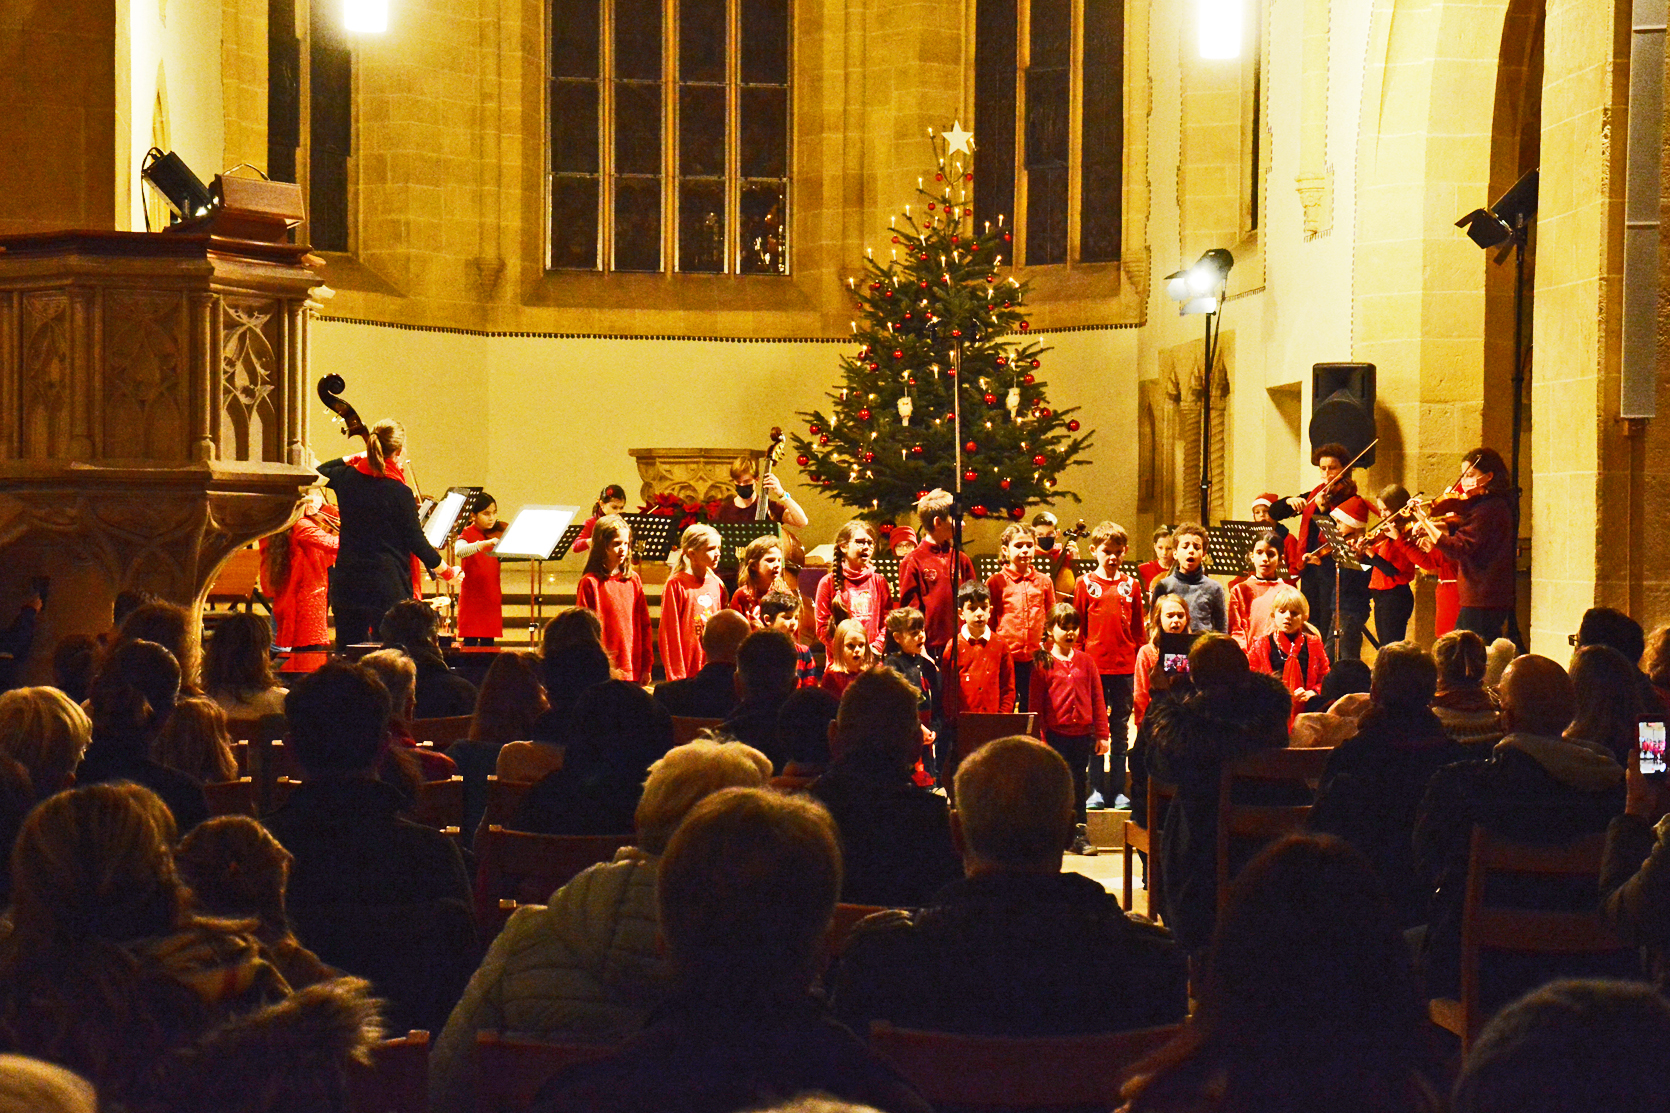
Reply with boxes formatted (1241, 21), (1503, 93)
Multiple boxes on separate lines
(456, 524), (503, 638)
(576, 570), (654, 684)
(1029, 649), (1110, 739)
(814, 565), (892, 656)
(658, 569), (727, 681)
(1227, 576), (1286, 650)
(988, 566), (1055, 658)
(943, 632), (1015, 716)
(1248, 629), (1330, 718)
(898, 539), (975, 652)
(1073, 570), (1144, 676)
(1366, 536), (1422, 591)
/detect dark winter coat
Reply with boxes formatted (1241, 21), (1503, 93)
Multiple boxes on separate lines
(808, 750), (963, 908)
(654, 661), (739, 721)
(1600, 811), (1670, 988)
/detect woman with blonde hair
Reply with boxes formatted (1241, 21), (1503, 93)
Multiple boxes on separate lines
(0, 686), (90, 800)
(658, 523), (727, 682)
(152, 697), (240, 784)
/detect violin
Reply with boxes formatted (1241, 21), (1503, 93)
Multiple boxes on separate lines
(314, 503), (343, 536)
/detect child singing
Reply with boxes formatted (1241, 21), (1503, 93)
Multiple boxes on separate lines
(574, 514), (653, 684)
(730, 535), (788, 627)
(1074, 521), (1144, 807)
(454, 491), (504, 646)
(884, 606), (942, 782)
(1030, 602), (1110, 855)
(897, 489), (975, 657)
(988, 523), (1055, 711)
(1227, 528), (1289, 650)
(1133, 593), (1191, 727)
(1252, 493), (1303, 577)
(760, 588), (820, 688)
(822, 617), (872, 699)
(1147, 522), (1226, 633)
(571, 484), (627, 554)
(1248, 585), (1330, 723)
(813, 520), (891, 658)
(659, 523), (727, 681)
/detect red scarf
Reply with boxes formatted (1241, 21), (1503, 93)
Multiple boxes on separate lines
(1271, 630), (1309, 694)
(345, 451), (405, 484)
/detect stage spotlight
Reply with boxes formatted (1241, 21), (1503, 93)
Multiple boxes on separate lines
(140, 149), (213, 221)
(1198, 0), (1243, 58)
(1165, 248), (1234, 315)
(345, 0), (388, 32)
(1455, 169), (1537, 258)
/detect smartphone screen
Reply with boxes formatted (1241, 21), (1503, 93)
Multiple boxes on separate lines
(1639, 717), (1667, 777)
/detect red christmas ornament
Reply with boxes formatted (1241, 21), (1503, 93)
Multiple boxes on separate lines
(893, 350), (903, 360)
(808, 423), (821, 435)
(1067, 419), (1080, 432)
(951, 329), (962, 338)
(1020, 321), (1030, 331)
(863, 451), (875, 463)
(910, 445), (924, 456)
(965, 172), (974, 181)
(996, 357), (1007, 366)
(986, 275), (996, 283)
(885, 290), (894, 298)
(796, 454), (810, 466)
(935, 172), (944, 181)
(1039, 407), (1052, 418)
(892, 235), (900, 243)
(817, 435), (830, 447)
(1032, 454), (1047, 467)
(1003, 301), (1012, 308)
(821, 477), (833, 487)
(984, 392), (997, 406)
(903, 312), (912, 320)
(1000, 478), (1011, 490)
(879, 522), (894, 534)
(1004, 232), (1012, 242)
(858, 408), (871, 421)
(919, 280), (928, 288)
(1010, 506), (1026, 520)
(1030, 359), (1041, 368)
(1024, 374), (1036, 385)
(952, 236), (960, 244)
(920, 253), (929, 261)
(965, 440), (978, 453)
(971, 505), (988, 518)
(917, 490), (931, 498)
(963, 468), (978, 482)
(908, 377), (916, 385)
(927, 203), (936, 211)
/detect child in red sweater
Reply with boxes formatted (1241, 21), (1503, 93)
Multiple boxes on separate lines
(1227, 529), (1289, 651)
(1074, 521), (1143, 807)
(1133, 593), (1191, 726)
(1361, 484), (1422, 645)
(822, 617), (872, 699)
(729, 535), (787, 627)
(944, 581), (1015, 716)
(658, 523), (727, 681)
(1248, 585), (1330, 724)
(898, 489), (975, 658)
(1137, 524), (1175, 593)
(574, 514), (653, 685)
(814, 520), (891, 659)
(1029, 603), (1110, 853)
(988, 523), (1055, 712)
(454, 491), (504, 646)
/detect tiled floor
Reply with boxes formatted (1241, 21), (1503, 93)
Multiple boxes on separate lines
(1062, 813), (1148, 918)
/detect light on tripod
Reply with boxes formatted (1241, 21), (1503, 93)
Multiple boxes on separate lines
(1165, 248), (1234, 315)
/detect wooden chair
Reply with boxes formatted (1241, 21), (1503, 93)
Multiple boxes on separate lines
(1214, 746), (1330, 909)
(954, 712), (1040, 764)
(829, 903), (888, 956)
(348, 1029), (429, 1113)
(204, 545), (264, 611)
(670, 715), (725, 747)
(1427, 827), (1631, 1051)
(475, 1031), (615, 1113)
(410, 714), (474, 750)
(483, 775), (536, 828)
(228, 740), (248, 776)
(412, 774), (465, 829)
(474, 825), (633, 937)
(203, 777), (257, 818)
(1122, 775), (1176, 918)
(868, 1021), (1183, 1109)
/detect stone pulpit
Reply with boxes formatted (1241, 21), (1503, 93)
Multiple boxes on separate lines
(0, 225), (321, 680)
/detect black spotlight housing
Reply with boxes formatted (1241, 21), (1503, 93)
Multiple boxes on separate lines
(140, 148), (214, 222)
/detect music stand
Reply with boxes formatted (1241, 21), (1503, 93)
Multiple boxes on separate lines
(1312, 512), (1368, 660)
(1207, 520), (1265, 577)
(551, 523), (587, 560)
(424, 486), (479, 551)
(496, 506), (580, 641)
(621, 513), (678, 564)
(711, 521), (780, 570)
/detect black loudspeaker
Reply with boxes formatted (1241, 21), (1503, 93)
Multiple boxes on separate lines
(1309, 362), (1376, 469)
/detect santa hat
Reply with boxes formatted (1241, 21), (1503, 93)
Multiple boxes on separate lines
(1252, 492), (1280, 509)
(1330, 496), (1373, 530)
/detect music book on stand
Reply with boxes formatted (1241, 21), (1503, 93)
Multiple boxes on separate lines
(495, 506), (581, 561)
(423, 487), (480, 551)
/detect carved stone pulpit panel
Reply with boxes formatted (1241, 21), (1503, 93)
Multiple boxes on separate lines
(627, 447), (758, 507)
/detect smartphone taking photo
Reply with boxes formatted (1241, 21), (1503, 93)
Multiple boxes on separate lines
(1639, 715), (1667, 778)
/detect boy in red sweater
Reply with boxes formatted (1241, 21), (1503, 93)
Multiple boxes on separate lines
(1227, 528), (1289, 651)
(1137, 524), (1174, 593)
(988, 523), (1055, 712)
(1073, 521), (1143, 808)
(1029, 603), (1110, 853)
(897, 488), (975, 660)
(941, 581), (1015, 788)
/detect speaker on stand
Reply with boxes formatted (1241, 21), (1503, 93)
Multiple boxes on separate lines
(1309, 362), (1377, 466)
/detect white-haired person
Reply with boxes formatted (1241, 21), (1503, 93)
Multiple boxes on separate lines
(428, 739), (774, 1113)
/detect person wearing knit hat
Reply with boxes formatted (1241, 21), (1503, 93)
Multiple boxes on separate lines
(1324, 495), (1374, 661)
(888, 525), (919, 559)
(1251, 493), (1301, 577)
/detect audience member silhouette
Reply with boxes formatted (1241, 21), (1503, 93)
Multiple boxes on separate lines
(1568, 643), (1646, 765)
(152, 697), (239, 784)
(654, 609), (749, 720)
(512, 679), (674, 836)
(452, 649), (547, 838)
(720, 630), (802, 769)
(378, 599), (477, 718)
(0, 686), (88, 800)
(79, 639), (207, 832)
(201, 612), (287, 719)
(1430, 630), (1504, 747)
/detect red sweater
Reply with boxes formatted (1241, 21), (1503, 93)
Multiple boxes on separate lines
(898, 539), (976, 651)
(657, 569), (727, 681)
(943, 632), (1015, 716)
(1132, 643), (1161, 725)
(988, 566), (1055, 659)
(1227, 576), (1286, 650)
(1029, 649), (1110, 739)
(1366, 536), (1422, 591)
(576, 570), (654, 684)
(1073, 570), (1144, 676)
(814, 565), (892, 656)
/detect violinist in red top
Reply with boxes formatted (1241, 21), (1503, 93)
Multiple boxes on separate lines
(897, 489), (975, 658)
(1268, 441), (1361, 648)
(454, 491), (505, 646)
(1354, 484), (1423, 645)
(263, 487), (339, 663)
(574, 514), (654, 684)
(1029, 603), (1110, 854)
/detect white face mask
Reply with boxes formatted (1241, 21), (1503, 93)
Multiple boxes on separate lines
(1458, 471), (1484, 493)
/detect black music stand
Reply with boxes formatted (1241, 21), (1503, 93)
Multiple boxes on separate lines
(711, 521), (780, 570)
(873, 552), (901, 594)
(974, 555), (1004, 584)
(621, 513), (678, 564)
(551, 523), (587, 560)
(1207, 520), (1265, 577)
(1313, 513), (1368, 660)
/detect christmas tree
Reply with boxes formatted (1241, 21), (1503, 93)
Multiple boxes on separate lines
(792, 123), (1094, 524)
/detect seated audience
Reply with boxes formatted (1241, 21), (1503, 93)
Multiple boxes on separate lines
(0, 783), (381, 1112)
(524, 639), (612, 753)
(809, 667), (961, 907)
(452, 650), (546, 838)
(152, 697), (240, 784)
(378, 599), (477, 718)
(175, 815), (338, 989)
(775, 687), (840, 787)
(1289, 658), (1373, 747)
(359, 649), (460, 782)
(0, 686), (89, 800)
(1414, 653), (1629, 1001)
(429, 739), (773, 1113)
(1575, 605), (1665, 713)
(0, 1054), (97, 1113)
(720, 630), (801, 769)
(1600, 740), (1670, 990)
(264, 660), (474, 1033)
(112, 600), (201, 694)
(528, 788), (932, 1113)
(79, 640), (207, 833)
(0, 759), (33, 904)
(1146, 635), (1295, 952)
(512, 680), (674, 836)
(1645, 624), (1670, 709)
(1121, 835), (1436, 1113)
(830, 735), (1187, 1036)
(1451, 979), (1670, 1113)
(49, 635), (99, 706)
(1568, 643), (1644, 765)
(542, 606), (604, 655)
(655, 609), (749, 720)
(1431, 629), (1504, 746)
(1483, 637), (1516, 689)
(1310, 642), (1463, 926)
(202, 612), (287, 719)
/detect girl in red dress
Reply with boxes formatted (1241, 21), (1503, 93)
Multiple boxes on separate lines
(263, 488), (339, 669)
(455, 491), (505, 646)
(729, 535), (788, 627)
(570, 484), (627, 555)
(658, 523), (727, 681)
(574, 514), (653, 684)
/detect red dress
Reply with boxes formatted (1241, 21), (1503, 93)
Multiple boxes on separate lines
(272, 517), (338, 650)
(576, 570), (654, 684)
(456, 524), (504, 639)
(658, 569), (727, 681)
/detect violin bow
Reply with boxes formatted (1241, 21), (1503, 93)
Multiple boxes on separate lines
(1304, 438), (1380, 509)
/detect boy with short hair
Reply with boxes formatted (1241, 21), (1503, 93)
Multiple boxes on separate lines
(1227, 528), (1289, 650)
(898, 488), (975, 658)
(943, 581), (1015, 717)
(1073, 522), (1144, 807)
(1147, 523), (1226, 633)
(988, 524), (1056, 711)
(1137, 525), (1174, 593)
(760, 589), (820, 688)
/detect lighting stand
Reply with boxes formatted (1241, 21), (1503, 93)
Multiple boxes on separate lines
(1506, 219), (1530, 651)
(1199, 303), (1225, 523)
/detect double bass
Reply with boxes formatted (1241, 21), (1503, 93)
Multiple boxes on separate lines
(757, 427), (808, 570)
